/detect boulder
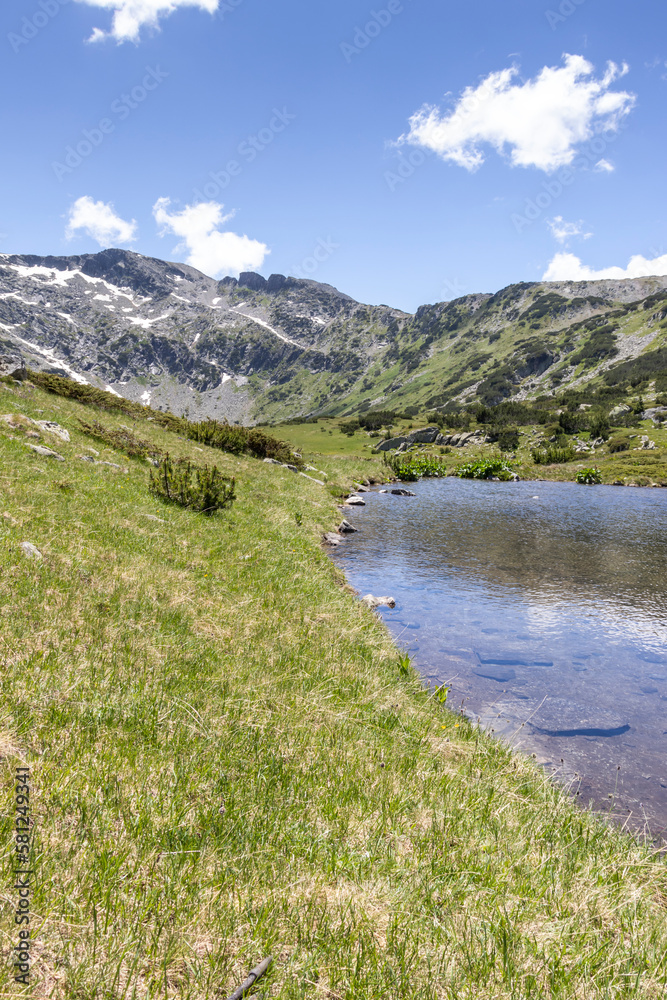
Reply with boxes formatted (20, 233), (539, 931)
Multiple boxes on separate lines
(390, 488), (416, 497)
(323, 532), (341, 546)
(610, 403), (631, 419)
(263, 457), (282, 465)
(19, 541), (42, 560)
(361, 594), (396, 609)
(0, 354), (26, 381)
(407, 426), (439, 444)
(338, 519), (358, 533)
(375, 436), (408, 452)
(345, 495), (366, 505)
(27, 444), (65, 461)
(34, 420), (70, 442)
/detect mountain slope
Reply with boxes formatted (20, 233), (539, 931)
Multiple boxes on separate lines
(2, 249), (667, 421)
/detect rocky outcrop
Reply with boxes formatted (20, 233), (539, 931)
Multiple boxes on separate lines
(0, 354), (26, 380)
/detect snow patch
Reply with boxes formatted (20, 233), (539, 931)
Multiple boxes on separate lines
(140, 390), (152, 404)
(11, 334), (91, 385)
(94, 293), (111, 302)
(191, 332), (201, 346)
(126, 313), (171, 329)
(171, 294), (192, 305)
(0, 292), (39, 306)
(231, 307), (301, 347)
(56, 312), (76, 325)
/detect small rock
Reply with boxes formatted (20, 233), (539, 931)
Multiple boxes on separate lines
(361, 594), (396, 609)
(33, 421), (70, 442)
(284, 464), (299, 472)
(85, 446), (100, 456)
(139, 513), (166, 523)
(354, 484), (370, 492)
(338, 519), (358, 533)
(299, 472), (326, 485)
(378, 489), (388, 493)
(345, 495), (366, 506)
(27, 444), (65, 461)
(78, 454), (96, 463)
(263, 458), (282, 465)
(323, 532), (341, 546)
(19, 541), (42, 560)
(390, 488), (416, 497)
(26, 431), (41, 439)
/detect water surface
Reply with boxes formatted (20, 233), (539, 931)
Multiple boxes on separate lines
(331, 479), (667, 838)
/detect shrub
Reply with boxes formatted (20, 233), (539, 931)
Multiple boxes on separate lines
(457, 458), (516, 481)
(531, 446), (575, 465)
(385, 454), (447, 480)
(576, 467), (602, 485)
(607, 437), (629, 453)
(78, 419), (160, 460)
(148, 455), (236, 514)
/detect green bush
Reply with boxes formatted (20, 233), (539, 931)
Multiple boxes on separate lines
(78, 419), (160, 460)
(385, 454), (447, 481)
(531, 446), (575, 465)
(607, 437), (629, 453)
(456, 458), (516, 481)
(148, 455), (236, 514)
(576, 467), (602, 485)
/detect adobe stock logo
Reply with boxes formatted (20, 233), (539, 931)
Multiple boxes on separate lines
(8, 0), (70, 54)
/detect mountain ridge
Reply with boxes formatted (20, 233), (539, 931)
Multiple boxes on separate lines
(1, 249), (666, 421)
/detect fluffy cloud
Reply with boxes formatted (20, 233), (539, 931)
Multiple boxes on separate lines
(74, 0), (219, 44)
(547, 216), (592, 243)
(66, 196), (137, 245)
(153, 198), (268, 278)
(543, 251), (667, 282)
(399, 54), (635, 173)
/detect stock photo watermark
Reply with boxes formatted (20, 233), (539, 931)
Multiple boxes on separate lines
(511, 128), (619, 233)
(192, 107), (296, 203)
(8, 0), (70, 54)
(290, 237), (340, 279)
(51, 66), (169, 180)
(545, 0), (587, 31)
(340, 0), (405, 63)
(13, 766), (32, 986)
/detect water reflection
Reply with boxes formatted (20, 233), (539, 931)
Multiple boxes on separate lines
(331, 479), (667, 838)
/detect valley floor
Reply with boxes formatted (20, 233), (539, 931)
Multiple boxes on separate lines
(1, 381), (666, 999)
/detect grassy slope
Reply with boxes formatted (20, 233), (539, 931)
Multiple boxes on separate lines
(1, 381), (666, 999)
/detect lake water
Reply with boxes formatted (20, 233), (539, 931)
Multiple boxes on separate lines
(331, 479), (667, 839)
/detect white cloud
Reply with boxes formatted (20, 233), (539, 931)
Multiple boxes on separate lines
(74, 0), (219, 44)
(66, 196), (137, 245)
(543, 251), (667, 282)
(399, 54), (635, 173)
(153, 198), (269, 278)
(594, 158), (615, 172)
(547, 216), (592, 243)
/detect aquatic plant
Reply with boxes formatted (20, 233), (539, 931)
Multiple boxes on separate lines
(575, 467), (603, 485)
(456, 457), (516, 480)
(384, 453), (448, 481)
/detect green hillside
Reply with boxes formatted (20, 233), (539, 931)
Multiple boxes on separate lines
(1, 373), (666, 998)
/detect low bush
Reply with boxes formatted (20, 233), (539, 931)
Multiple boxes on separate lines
(148, 455), (236, 514)
(531, 446), (576, 465)
(576, 467), (602, 485)
(78, 419), (160, 460)
(456, 458), (516, 481)
(607, 437), (630, 453)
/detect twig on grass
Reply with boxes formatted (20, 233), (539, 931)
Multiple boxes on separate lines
(226, 956), (273, 1000)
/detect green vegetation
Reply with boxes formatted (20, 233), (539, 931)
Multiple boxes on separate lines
(531, 446), (576, 465)
(576, 466), (603, 484)
(149, 454), (236, 513)
(1, 379), (666, 998)
(77, 418), (160, 460)
(457, 457), (516, 480)
(383, 453), (448, 480)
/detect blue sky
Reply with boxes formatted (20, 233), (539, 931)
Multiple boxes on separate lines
(2, 0), (666, 312)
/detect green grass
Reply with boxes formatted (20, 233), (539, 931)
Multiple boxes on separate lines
(0, 380), (666, 998)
